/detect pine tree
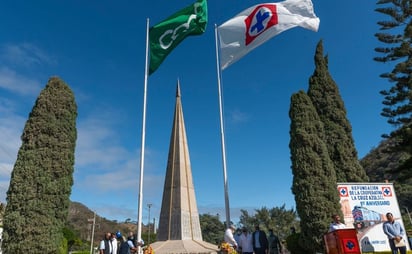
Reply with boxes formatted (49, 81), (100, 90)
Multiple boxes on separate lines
(374, 0), (412, 177)
(307, 40), (368, 183)
(3, 77), (77, 253)
(289, 91), (342, 253)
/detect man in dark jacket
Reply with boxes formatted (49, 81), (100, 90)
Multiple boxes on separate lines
(268, 229), (282, 254)
(252, 225), (268, 254)
(119, 235), (131, 254)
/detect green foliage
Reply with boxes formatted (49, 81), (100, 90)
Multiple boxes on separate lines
(199, 213), (225, 245)
(374, 0), (412, 174)
(238, 204), (299, 240)
(285, 233), (306, 254)
(60, 237), (68, 254)
(239, 209), (256, 231)
(63, 226), (84, 251)
(360, 138), (412, 222)
(307, 40), (368, 183)
(2, 77), (77, 254)
(288, 40), (376, 253)
(141, 231), (157, 245)
(289, 90), (341, 253)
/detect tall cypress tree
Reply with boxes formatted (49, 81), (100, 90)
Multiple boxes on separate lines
(289, 91), (341, 253)
(3, 77), (77, 253)
(307, 40), (368, 183)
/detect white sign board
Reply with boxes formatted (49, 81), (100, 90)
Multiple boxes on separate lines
(337, 183), (409, 252)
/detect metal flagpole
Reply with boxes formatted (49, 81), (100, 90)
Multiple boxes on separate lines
(214, 24), (231, 228)
(137, 18), (150, 254)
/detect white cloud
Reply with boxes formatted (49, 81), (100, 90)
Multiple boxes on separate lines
(1, 43), (56, 67)
(0, 116), (23, 161)
(75, 113), (132, 169)
(0, 42), (54, 96)
(229, 109), (250, 124)
(0, 180), (9, 202)
(71, 112), (166, 221)
(0, 112), (25, 203)
(0, 67), (42, 96)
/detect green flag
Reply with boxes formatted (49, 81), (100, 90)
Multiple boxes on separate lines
(149, 0), (208, 75)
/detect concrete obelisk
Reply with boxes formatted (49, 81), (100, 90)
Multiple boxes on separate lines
(151, 82), (217, 254)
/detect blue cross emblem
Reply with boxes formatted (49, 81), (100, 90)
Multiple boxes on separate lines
(250, 9), (270, 34)
(345, 240), (355, 250)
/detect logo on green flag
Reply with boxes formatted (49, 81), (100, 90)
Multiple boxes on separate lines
(149, 0), (208, 75)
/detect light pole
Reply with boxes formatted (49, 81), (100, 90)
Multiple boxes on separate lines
(148, 203), (152, 245)
(405, 207), (412, 227)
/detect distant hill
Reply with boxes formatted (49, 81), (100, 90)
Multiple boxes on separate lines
(68, 201), (139, 247)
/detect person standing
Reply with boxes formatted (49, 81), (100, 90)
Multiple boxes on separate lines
(234, 228), (242, 251)
(238, 227), (253, 254)
(127, 231), (144, 253)
(127, 232), (138, 253)
(383, 212), (407, 254)
(111, 232), (119, 254)
(252, 225), (268, 254)
(118, 235), (131, 254)
(99, 232), (113, 254)
(268, 229), (282, 254)
(328, 214), (346, 232)
(224, 224), (238, 250)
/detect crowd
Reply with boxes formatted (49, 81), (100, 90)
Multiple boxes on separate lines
(99, 231), (144, 254)
(224, 225), (287, 254)
(99, 211), (408, 254)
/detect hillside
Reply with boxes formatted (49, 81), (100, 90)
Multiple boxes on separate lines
(68, 201), (138, 247)
(360, 138), (412, 211)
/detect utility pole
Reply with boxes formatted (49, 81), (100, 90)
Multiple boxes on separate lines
(148, 203), (152, 245)
(89, 211), (96, 254)
(153, 217), (156, 234)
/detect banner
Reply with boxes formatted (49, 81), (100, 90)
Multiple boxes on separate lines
(338, 183), (410, 252)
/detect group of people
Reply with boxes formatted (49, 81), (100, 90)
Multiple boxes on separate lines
(99, 231), (144, 254)
(225, 225), (283, 254)
(328, 212), (408, 254)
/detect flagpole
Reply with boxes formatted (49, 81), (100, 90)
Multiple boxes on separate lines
(137, 18), (150, 254)
(214, 24), (231, 228)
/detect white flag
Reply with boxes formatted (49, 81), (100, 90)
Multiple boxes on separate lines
(218, 0), (320, 70)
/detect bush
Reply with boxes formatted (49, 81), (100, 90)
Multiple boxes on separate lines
(286, 233), (307, 254)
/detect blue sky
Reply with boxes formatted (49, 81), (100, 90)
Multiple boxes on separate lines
(0, 0), (393, 225)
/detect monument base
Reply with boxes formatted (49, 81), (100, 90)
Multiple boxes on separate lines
(150, 239), (218, 254)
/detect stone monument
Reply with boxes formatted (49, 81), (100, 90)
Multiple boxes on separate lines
(150, 83), (218, 254)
